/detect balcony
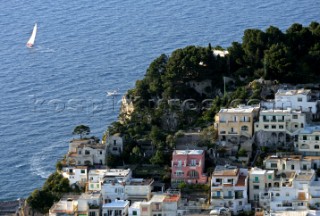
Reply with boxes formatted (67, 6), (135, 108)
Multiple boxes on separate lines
(228, 132), (238, 135)
(211, 196), (222, 199)
(223, 195), (234, 199)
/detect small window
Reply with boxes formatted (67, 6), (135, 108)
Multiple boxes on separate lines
(132, 211), (137, 216)
(254, 185), (259, 189)
(113, 140), (116, 145)
(293, 115), (298, 119)
(291, 165), (295, 170)
(316, 136), (319, 141)
(276, 193), (280, 196)
(271, 125), (276, 129)
(268, 175), (272, 179)
(315, 145), (319, 149)
(279, 125), (284, 129)
(81, 169), (85, 174)
(303, 135), (307, 140)
(297, 98), (302, 102)
(100, 151), (103, 155)
(264, 125), (269, 129)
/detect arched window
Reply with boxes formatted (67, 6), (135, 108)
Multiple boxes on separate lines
(241, 126), (248, 131)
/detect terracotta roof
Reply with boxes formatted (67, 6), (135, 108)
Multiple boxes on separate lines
(235, 175), (247, 187)
(213, 169), (239, 177)
(164, 194), (180, 202)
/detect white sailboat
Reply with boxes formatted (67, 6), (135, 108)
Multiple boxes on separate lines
(26, 23), (37, 48)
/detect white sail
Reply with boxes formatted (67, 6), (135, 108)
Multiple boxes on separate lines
(26, 23), (37, 48)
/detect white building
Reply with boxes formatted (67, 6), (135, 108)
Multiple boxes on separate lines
(67, 139), (106, 166)
(61, 166), (88, 186)
(274, 89), (320, 115)
(211, 165), (249, 215)
(102, 169), (132, 203)
(264, 155), (320, 171)
(254, 108), (306, 146)
(49, 192), (101, 216)
(295, 126), (320, 156)
(130, 192), (181, 216)
(88, 168), (109, 192)
(102, 200), (130, 216)
(107, 134), (124, 156)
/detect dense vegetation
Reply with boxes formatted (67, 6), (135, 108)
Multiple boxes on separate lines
(107, 22), (320, 167)
(27, 172), (80, 214)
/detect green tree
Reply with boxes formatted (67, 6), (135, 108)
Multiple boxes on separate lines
(72, 125), (90, 139)
(150, 150), (164, 165)
(27, 189), (56, 214)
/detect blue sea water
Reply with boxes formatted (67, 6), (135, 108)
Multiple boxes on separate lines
(0, 0), (319, 200)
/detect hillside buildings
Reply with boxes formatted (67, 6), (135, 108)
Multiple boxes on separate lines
(171, 150), (207, 185)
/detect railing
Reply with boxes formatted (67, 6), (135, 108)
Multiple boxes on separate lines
(223, 195), (234, 199)
(228, 132), (238, 134)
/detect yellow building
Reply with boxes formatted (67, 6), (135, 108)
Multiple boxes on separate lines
(215, 105), (259, 144)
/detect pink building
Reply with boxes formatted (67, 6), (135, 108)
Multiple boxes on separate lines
(171, 150), (207, 184)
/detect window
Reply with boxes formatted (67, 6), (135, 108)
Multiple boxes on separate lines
(176, 171), (184, 176)
(239, 201), (242, 206)
(254, 176), (259, 182)
(291, 165), (295, 170)
(316, 136), (320, 141)
(100, 151), (103, 155)
(303, 135), (307, 140)
(268, 175), (272, 180)
(264, 125), (269, 129)
(178, 160), (182, 167)
(216, 178), (222, 183)
(81, 169), (86, 174)
(253, 185), (259, 190)
(271, 125), (276, 129)
(241, 126), (248, 131)
(270, 163), (277, 168)
(78, 150), (82, 155)
(132, 211), (137, 216)
(114, 210), (122, 216)
(315, 145), (319, 149)
(293, 115), (298, 119)
(286, 192), (289, 196)
(254, 194), (259, 201)
(276, 193), (280, 196)
(112, 147), (118, 151)
(297, 97), (302, 102)
(85, 150), (90, 155)
(279, 125), (284, 129)
(114, 140), (116, 145)
(227, 179), (233, 184)
(190, 159), (197, 166)
(89, 212), (96, 216)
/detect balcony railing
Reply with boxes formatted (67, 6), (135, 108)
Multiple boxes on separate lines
(223, 195), (234, 199)
(228, 132), (238, 134)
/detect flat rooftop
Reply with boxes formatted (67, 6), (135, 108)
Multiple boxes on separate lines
(300, 126), (320, 134)
(295, 171), (314, 181)
(104, 169), (131, 177)
(213, 166), (239, 176)
(219, 105), (258, 114)
(174, 150), (203, 155)
(127, 178), (153, 186)
(276, 89), (311, 96)
(102, 200), (130, 208)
